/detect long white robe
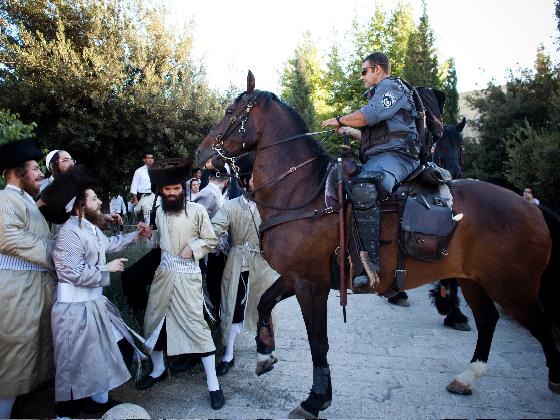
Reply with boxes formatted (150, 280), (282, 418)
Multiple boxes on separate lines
(0, 186), (55, 398)
(211, 196), (280, 343)
(144, 202), (218, 355)
(51, 216), (145, 401)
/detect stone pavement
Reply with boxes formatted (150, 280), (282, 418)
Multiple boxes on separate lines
(13, 285), (560, 418)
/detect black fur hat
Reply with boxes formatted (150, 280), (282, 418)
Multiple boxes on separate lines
(39, 164), (97, 224)
(149, 158), (192, 189)
(0, 138), (43, 173)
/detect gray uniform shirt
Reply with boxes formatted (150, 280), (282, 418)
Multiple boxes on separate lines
(358, 77), (419, 193)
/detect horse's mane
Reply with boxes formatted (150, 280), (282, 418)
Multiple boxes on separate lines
(235, 90), (333, 167)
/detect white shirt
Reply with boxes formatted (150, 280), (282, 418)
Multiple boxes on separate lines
(130, 165), (151, 195)
(5, 183), (36, 205)
(109, 195), (127, 214)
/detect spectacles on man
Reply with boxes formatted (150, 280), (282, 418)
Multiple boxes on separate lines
(56, 158), (76, 165)
(361, 65), (378, 76)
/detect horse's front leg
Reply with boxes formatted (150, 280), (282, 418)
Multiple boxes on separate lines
(255, 276), (294, 375)
(289, 278), (331, 419)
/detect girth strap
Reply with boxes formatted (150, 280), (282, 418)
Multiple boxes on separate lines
(259, 205), (340, 234)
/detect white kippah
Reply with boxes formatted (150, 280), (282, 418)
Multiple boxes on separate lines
(45, 150), (59, 171)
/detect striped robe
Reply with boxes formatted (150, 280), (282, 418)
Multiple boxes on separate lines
(51, 216), (145, 401)
(0, 185), (55, 398)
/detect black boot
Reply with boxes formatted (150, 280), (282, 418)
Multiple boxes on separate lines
(351, 177), (381, 288)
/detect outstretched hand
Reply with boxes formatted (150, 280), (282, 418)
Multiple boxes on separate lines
(136, 222), (152, 239)
(179, 244), (193, 260)
(105, 258), (128, 272)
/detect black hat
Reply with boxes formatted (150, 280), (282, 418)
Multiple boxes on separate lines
(149, 158), (192, 189)
(0, 138), (43, 173)
(39, 164), (97, 224)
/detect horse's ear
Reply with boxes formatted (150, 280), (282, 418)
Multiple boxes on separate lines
(456, 117), (466, 133)
(247, 70), (255, 94)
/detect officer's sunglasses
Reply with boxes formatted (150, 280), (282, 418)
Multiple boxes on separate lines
(361, 65), (378, 76)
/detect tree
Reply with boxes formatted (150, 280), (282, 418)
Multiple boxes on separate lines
(0, 0), (225, 198)
(402, 1), (439, 87)
(506, 122), (560, 210)
(465, 47), (560, 183)
(439, 58), (459, 123)
(0, 109), (36, 145)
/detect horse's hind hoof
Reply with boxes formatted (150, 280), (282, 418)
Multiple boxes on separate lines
(288, 404), (317, 419)
(256, 353), (278, 376)
(446, 321), (472, 331)
(548, 380), (560, 394)
(447, 378), (473, 395)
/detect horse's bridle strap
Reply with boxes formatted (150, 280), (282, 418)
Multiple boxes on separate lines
(251, 156), (319, 195)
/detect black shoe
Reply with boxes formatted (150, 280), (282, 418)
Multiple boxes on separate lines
(216, 358), (234, 376)
(54, 400), (82, 418)
(82, 397), (121, 414)
(135, 370), (168, 390)
(170, 354), (200, 374)
(209, 389), (225, 410)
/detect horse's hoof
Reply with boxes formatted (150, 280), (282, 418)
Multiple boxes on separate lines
(288, 404), (317, 419)
(448, 321), (472, 331)
(447, 378), (473, 395)
(548, 380), (560, 394)
(256, 354), (278, 376)
(388, 297), (410, 307)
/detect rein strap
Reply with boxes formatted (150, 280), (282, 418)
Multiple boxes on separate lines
(252, 156), (319, 195)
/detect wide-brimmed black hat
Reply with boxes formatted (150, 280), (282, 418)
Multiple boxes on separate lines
(39, 164), (97, 224)
(0, 138), (43, 173)
(149, 158), (192, 188)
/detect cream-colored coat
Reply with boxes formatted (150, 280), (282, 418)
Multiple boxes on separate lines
(0, 187), (55, 398)
(144, 202), (218, 355)
(211, 196), (280, 343)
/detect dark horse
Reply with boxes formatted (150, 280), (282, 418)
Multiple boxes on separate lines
(196, 74), (560, 418)
(428, 117), (472, 331)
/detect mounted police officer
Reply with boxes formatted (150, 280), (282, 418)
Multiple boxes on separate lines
(321, 52), (420, 288)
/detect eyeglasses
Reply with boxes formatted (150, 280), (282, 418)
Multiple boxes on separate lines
(57, 158), (76, 165)
(361, 65), (377, 76)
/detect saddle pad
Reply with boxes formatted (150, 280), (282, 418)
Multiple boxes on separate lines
(402, 196), (453, 236)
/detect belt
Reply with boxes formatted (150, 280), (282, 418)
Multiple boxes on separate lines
(57, 282), (103, 303)
(160, 250), (200, 274)
(0, 253), (50, 272)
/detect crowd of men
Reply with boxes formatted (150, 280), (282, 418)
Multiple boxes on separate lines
(0, 139), (279, 418)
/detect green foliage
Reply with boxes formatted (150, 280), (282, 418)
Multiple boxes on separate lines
(0, 0), (225, 198)
(402, 2), (439, 87)
(0, 109), (36, 145)
(465, 47), (560, 184)
(506, 122), (560, 210)
(439, 58), (459, 124)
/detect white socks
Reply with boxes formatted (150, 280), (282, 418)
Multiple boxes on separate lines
(202, 354), (220, 391)
(222, 322), (243, 363)
(91, 391), (108, 404)
(0, 397), (16, 419)
(150, 350), (165, 378)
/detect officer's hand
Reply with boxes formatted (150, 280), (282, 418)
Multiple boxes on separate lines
(105, 258), (128, 272)
(321, 117), (339, 129)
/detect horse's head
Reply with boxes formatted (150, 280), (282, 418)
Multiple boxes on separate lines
(433, 117), (466, 179)
(196, 71), (266, 169)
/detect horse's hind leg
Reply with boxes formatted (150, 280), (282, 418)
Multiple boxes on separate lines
(447, 281), (498, 395)
(255, 276), (294, 376)
(443, 279), (471, 331)
(289, 279), (331, 419)
(518, 303), (560, 393)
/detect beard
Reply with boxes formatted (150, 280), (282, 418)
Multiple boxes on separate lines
(161, 190), (185, 215)
(83, 206), (106, 227)
(21, 174), (42, 198)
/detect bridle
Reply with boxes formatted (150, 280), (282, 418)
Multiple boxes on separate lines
(208, 91), (335, 211)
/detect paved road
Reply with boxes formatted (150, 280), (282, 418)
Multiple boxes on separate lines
(13, 285), (560, 418)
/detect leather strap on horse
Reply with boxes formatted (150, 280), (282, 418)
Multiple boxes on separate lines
(252, 156), (318, 195)
(394, 198), (407, 292)
(259, 205), (340, 235)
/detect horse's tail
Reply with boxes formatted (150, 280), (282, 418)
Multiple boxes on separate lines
(539, 205), (560, 326)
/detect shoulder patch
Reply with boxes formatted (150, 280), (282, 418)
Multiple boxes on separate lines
(381, 92), (396, 108)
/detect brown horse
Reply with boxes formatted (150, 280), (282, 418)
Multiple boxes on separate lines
(196, 74), (560, 418)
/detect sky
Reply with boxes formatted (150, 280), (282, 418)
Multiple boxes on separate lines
(165, 0), (559, 94)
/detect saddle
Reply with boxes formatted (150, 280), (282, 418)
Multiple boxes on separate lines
(326, 154), (459, 295)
